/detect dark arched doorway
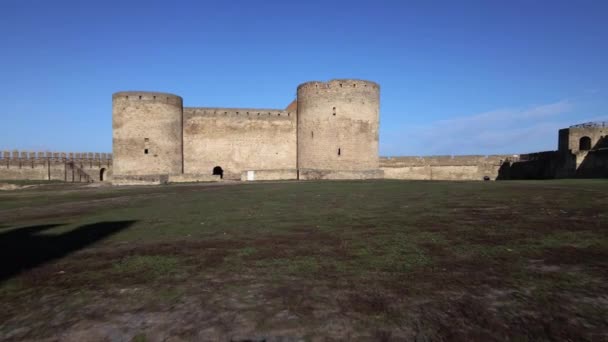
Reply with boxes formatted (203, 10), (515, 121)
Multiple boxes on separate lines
(213, 166), (223, 179)
(100, 168), (106, 181)
(579, 136), (592, 151)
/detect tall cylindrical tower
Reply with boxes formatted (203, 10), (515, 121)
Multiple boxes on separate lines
(297, 79), (380, 171)
(112, 91), (183, 176)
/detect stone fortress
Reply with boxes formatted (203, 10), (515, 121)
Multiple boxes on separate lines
(1, 79), (606, 183)
(112, 79), (383, 184)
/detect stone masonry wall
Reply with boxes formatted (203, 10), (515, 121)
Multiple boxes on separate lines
(380, 155), (517, 181)
(297, 79), (380, 172)
(559, 123), (608, 153)
(0, 151), (112, 182)
(112, 91), (183, 177)
(183, 107), (297, 179)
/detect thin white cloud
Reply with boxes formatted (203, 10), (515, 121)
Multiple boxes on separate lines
(434, 100), (572, 127)
(381, 100), (590, 156)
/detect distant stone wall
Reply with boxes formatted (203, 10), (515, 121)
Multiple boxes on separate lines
(380, 155), (516, 181)
(183, 107), (297, 180)
(0, 151), (112, 182)
(299, 168), (384, 180)
(506, 149), (608, 179)
(505, 151), (566, 179)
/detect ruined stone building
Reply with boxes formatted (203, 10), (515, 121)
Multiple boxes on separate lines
(502, 122), (608, 179)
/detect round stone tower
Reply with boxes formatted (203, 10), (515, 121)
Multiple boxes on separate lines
(112, 91), (183, 177)
(296, 79), (380, 172)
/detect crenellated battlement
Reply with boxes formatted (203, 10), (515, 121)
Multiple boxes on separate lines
(184, 107), (294, 119)
(112, 91), (183, 106)
(0, 150), (112, 182)
(570, 121), (608, 129)
(297, 79), (380, 92)
(1, 150), (112, 162)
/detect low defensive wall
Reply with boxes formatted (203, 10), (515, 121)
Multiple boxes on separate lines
(0, 150), (113, 182)
(380, 155), (518, 181)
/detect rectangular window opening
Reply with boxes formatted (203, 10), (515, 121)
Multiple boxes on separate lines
(144, 149), (149, 154)
(338, 148), (341, 156)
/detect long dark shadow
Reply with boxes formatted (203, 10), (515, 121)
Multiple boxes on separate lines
(577, 136), (608, 178)
(0, 221), (136, 282)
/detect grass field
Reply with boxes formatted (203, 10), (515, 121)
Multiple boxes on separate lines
(1, 179), (607, 341)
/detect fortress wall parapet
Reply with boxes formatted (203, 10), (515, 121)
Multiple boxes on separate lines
(297, 79), (380, 94)
(184, 107), (294, 120)
(570, 121), (608, 129)
(1, 150), (112, 162)
(112, 91), (183, 106)
(0, 150), (112, 182)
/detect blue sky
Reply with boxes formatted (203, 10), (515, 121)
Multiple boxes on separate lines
(1, 0), (606, 156)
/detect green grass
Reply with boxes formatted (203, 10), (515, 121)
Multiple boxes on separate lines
(1, 179), (607, 340)
(112, 255), (182, 279)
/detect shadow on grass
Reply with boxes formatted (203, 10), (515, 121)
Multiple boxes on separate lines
(0, 221), (136, 282)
